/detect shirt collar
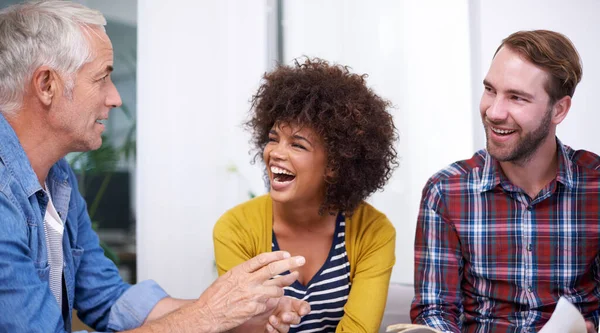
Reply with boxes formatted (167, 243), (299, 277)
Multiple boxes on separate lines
(0, 113), (42, 197)
(555, 138), (574, 189)
(479, 137), (574, 193)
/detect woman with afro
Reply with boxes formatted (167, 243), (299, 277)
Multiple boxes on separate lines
(214, 58), (398, 333)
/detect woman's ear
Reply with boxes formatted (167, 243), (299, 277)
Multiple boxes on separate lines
(325, 167), (337, 181)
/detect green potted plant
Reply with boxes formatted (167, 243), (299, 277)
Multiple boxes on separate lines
(67, 103), (136, 266)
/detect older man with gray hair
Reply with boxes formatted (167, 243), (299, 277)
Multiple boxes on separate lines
(0, 1), (309, 332)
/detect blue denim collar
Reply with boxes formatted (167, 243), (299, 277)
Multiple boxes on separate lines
(0, 113), (70, 201)
(0, 112), (42, 197)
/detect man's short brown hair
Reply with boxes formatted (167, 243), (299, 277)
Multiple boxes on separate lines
(495, 30), (582, 104)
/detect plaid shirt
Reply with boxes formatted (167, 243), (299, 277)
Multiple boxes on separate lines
(411, 138), (600, 333)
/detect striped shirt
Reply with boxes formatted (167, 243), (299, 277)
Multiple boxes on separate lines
(272, 213), (350, 333)
(42, 186), (64, 306)
(411, 138), (600, 333)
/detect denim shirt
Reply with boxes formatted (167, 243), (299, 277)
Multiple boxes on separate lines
(0, 113), (168, 332)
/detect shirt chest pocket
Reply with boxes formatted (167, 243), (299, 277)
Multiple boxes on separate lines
(71, 246), (84, 272)
(552, 237), (599, 286)
(27, 219), (50, 278)
(35, 263), (50, 282)
(557, 241), (598, 266)
(64, 211), (84, 272)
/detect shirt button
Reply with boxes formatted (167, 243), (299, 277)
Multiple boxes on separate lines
(527, 244), (532, 251)
(36, 191), (44, 197)
(527, 206), (533, 211)
(528, 286), (533, 292)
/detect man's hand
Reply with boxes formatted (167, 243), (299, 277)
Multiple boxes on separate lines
(265, 296), (311, 332)
(194, 251), (305, 332)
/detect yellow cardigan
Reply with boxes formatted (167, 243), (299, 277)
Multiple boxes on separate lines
(213, 195), (396, 333)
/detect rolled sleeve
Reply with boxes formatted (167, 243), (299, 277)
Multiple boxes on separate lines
(106, 280), (169, 331)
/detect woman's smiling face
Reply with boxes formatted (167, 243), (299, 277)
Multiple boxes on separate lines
(263, 122), (328, 206)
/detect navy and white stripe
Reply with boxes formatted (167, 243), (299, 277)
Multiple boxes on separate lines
(43, 188), (64, 306)
(272, 213), (350, 333)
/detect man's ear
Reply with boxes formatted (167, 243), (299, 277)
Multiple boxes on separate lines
(551, 95), (571, 125)
(31, 66), (57, 106)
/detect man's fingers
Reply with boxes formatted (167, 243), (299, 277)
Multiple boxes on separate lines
(255, 256), (305, 281)
(264, 297), (280, 312)
(240, 251), (291, 273)
(258, 285), (285, 299)
(264, 271), (299, 287)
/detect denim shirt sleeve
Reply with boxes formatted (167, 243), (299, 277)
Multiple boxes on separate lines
(106, 280), (169, 331)
(71, 281), (168, 333)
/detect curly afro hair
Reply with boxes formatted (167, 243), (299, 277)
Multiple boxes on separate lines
(246, 57), (398, 214)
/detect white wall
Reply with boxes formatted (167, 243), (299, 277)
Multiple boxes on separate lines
(471, 0), (600, 152)
(137, 0), (475, 293)
(282, 0), (474, 284)
(137, 0), (267, 298)
(136, 0), (600, 296)
(279, 0), (600, 285)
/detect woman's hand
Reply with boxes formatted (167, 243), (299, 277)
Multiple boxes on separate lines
(586, 321), (596, 333)
(265, 296), (311, 332)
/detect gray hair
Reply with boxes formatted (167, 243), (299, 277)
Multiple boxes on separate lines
(0, 0), (106, 116)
